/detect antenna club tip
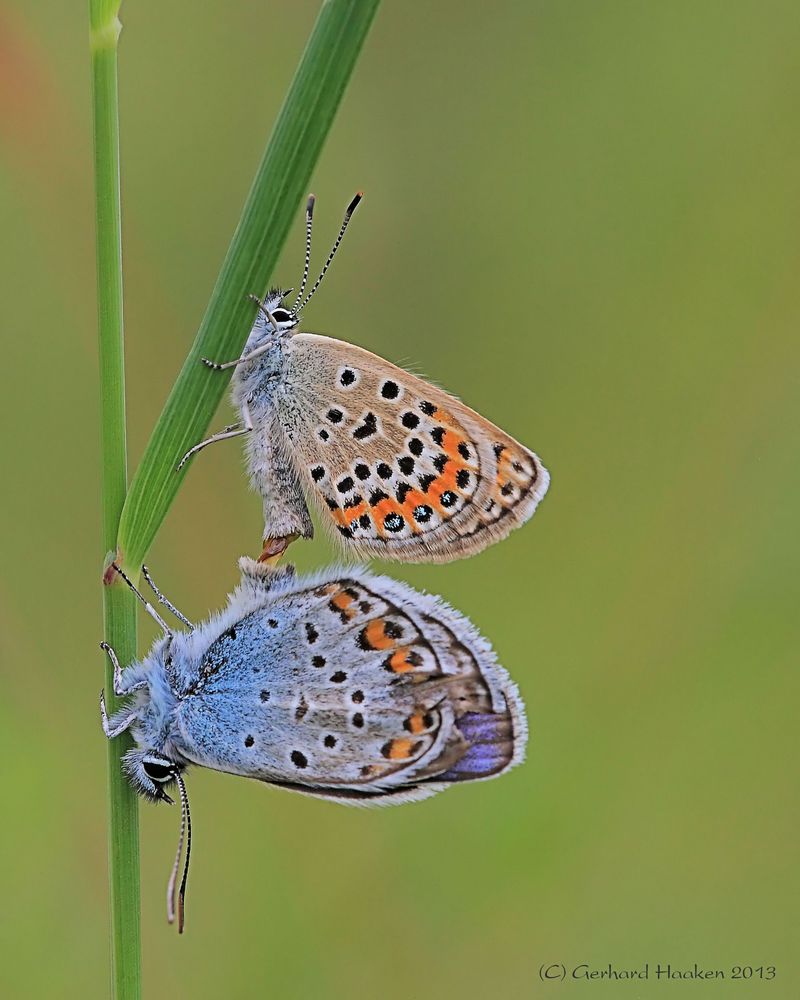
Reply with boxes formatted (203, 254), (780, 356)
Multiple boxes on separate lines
(346, 192), (363, 216)
(306, 193), (316, 211)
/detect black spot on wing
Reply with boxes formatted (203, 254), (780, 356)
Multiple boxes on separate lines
(353, 413), (378, 440)
(384, 512), (405, 533)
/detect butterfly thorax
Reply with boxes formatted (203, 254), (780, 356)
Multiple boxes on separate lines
(127, 647), (185, 760)
(230, 338), (287, 411)
(231, 292), (299, 411)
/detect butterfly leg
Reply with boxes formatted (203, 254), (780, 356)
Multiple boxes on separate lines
(200, 340), (274, 371)
(201, 295), (289, 371)
(100, 641), (146, 696)
(105, 563), (175, 638)
(248, 292), (276, 323)
(142, 565), (194, 629)
(100, 691), (138, 738)
(177, 404), (254, 470)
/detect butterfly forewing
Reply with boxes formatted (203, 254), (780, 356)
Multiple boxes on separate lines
(274, 335), (549, 563)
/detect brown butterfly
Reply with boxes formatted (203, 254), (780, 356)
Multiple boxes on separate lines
(180, 195), (549, 563)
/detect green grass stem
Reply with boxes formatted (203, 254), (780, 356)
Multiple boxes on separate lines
(90, 2), (380, 993)
(90, 3), (142, 998)
(117, 0), (381, 573)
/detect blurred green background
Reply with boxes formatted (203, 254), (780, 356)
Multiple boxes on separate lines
(1, 1), (797, 997)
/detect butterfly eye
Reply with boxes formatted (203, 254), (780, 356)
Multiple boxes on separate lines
(271, 308), (294, 323)
(143, 760), (174, 783)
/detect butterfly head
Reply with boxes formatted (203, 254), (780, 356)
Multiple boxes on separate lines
(249, 193), (362, 352)
(241, 288), (301, 359)
(123, 747), (193, 933)
(258, 288), (301, 331)
(123, 748), (185, 803)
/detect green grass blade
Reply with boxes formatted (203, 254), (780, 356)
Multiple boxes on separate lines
(117, 0), (381, 572)
(90, 3), (142, 997)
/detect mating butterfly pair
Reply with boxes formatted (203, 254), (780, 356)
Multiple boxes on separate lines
(101, 195), (549, 931)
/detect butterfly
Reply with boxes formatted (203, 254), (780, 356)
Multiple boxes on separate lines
(101, 558), (527, 930)
(179, 194), (550, 563)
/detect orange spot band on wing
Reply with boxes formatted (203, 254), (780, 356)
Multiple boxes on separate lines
(381, 738), (417, 761)
(434, 407), (456, 427)
(397, 488), (429, 534)
(330, 590), (354, 611)
(371, 497), (405, 538)
(345, 501), (367, 523)
(405, 711), (426, 734)
(439, 429), (466, 461)
(428, 463), (466, 509)
(363, 618), (396, 651)
(332, 501), (369, 531)
(387, 646), (416, 672)
(329, 589), (358, 620)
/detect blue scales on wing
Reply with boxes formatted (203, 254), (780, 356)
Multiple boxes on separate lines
(170, 564), (526, 803)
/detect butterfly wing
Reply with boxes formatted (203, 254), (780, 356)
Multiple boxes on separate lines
(270, 334), (549, 563)
(173, 560), (526, 805)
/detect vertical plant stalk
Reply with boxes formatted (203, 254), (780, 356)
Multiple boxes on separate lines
(117, 0), (381, 572)
(89, 0), (379, 992)
(90, 3), (141, 998)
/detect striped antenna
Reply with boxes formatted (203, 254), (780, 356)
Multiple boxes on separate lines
(290, 194), (316, 313)
(166, 770), (192, 934)
(296, 192), (362, 314)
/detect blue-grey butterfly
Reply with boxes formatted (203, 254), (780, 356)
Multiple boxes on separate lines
(179, 195), (549, 564)
(101, 559), (527, 931)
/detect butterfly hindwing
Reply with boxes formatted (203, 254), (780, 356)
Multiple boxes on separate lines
(273, 334), (549, 562)
(174, 561), (526, 803)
